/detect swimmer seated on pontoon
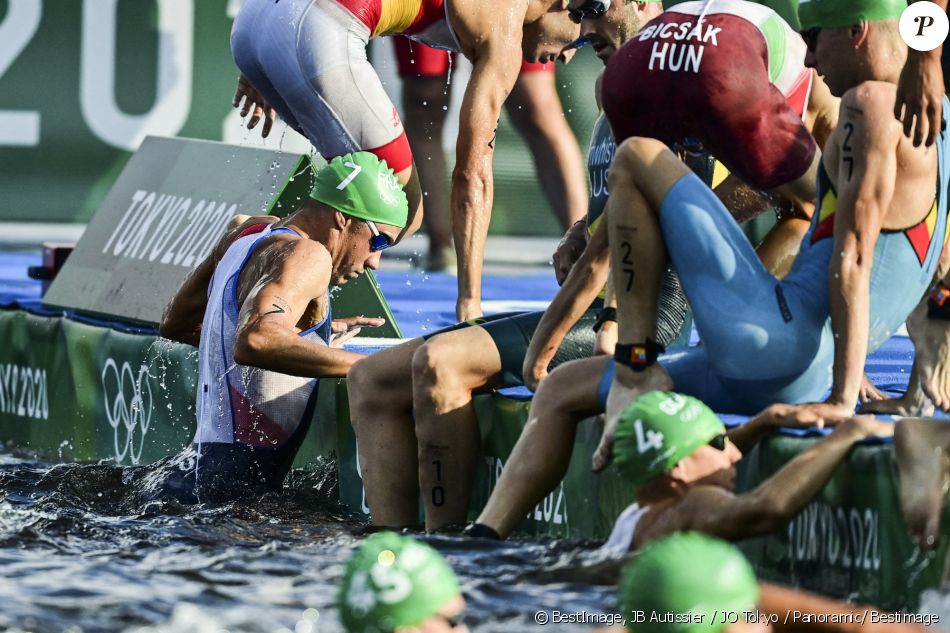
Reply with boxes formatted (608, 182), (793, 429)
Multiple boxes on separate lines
(470, 0), (950, 540)
(230, 0), (581, 322)
(155, 152), (407, 504)
(348, 0), (842, 534)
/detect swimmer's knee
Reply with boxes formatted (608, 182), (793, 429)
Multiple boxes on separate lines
(412, 339), (463, 391)
(613, 137), (670, 172)
(533, 363), (592, 415)
(347, 358), (382, 408)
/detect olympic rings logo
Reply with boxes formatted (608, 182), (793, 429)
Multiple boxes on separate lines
(101, 358), (153, 465)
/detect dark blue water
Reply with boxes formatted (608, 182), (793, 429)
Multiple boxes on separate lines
(0, 448), (619, 633)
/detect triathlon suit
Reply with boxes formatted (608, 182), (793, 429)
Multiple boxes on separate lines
(231, 0), (459, 173)
(157, 224), (332, 503)
(393, 39), (552, 77)
(602, 0), (815, 190)
(599, 98), (950, 414)
(598, 503), (650, 559)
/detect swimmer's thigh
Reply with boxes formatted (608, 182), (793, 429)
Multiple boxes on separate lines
(658, 173), (800, 378)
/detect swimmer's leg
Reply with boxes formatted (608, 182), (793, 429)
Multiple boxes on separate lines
(348, 338), (425, 526)
(895, 418), (950, 549)
(595, 137), (682, 471)
(475, 356), (609, 538)
(505, 70), (587, 230)
(910, 291), (950, 412)
(412, 325), (506, 531)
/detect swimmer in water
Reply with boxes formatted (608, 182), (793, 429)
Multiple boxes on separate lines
(590, 0), (950, 471)
(597, 392), (892, 556)
(156, 152), (406, 503)
(229, 0), (581, 321)
(338, 532), (468, 632)
(603, 531), (929, 633)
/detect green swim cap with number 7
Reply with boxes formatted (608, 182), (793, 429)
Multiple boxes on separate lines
(612, 391), (725, 486)
(799, 0), (906, 30)
(338, 532), (461, 633)
(619, 532), (760, 633)
(310, 152), (409, 229)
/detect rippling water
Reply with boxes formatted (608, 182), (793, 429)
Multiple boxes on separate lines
(0, 449), (618, 633)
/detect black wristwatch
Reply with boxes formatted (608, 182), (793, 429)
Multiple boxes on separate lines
(592, 307), (617, 333)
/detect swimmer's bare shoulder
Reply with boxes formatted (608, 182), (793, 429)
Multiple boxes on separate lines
(632, 486), (755, 549)
(160, 215), (279, 346)
(447, 0), (528, 58)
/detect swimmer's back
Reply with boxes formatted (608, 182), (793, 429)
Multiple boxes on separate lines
(602, 0), (815, 189)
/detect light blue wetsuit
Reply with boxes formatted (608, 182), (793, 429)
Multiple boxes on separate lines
(600, 99), (950, 414)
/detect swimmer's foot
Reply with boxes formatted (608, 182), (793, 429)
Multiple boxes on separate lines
(895, 418), (950, 550)
(594, 363), (672, 472)
(908, 299), (950, 411)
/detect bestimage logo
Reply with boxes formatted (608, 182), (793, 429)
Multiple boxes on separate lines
(101, 358), (153, 465)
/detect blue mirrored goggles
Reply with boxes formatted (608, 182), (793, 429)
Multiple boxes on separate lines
(569, 0), (610, 23)
(366, 220), (394, 252)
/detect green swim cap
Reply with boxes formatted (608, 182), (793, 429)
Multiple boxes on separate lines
(338, 532), (460, 633)
(311, 152), (409, 229)
(612, 391), (725, 486)
(799, 0), (905, 30)
(619, 532), (759, 633)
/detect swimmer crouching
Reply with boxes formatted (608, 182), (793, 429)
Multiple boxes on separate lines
(155, 152), (407, 504)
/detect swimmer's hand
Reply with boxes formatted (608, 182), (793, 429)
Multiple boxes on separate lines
(233, 74), (278, 139)
(330, 316), (385, 347)
(553, 219), (588, 286)
(895, 49), (945, 148)
(858, 374), (886, 403)
(522, 356), (548, 392)
(833, 415), (895, 441)
(766, 401), (855, 429)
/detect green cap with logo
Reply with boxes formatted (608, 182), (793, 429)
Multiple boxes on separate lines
(612, 391), (725, 486)
(799, 0), (906, 30)
(338, 532), (461, 633)
(619, 532), (760, 633)
(311, 152), (409, 229)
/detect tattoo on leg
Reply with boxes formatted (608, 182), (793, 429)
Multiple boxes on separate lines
(432, 459), (445, 507)
(620, 241), (635, 292)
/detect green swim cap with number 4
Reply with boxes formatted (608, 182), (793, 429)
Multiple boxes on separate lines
(339, 532), (461, 633)
(799, 0), (905, 30)
(612, 391), (725, 486)
(311, 152), (409, 229)
(620, 532), (760, 633)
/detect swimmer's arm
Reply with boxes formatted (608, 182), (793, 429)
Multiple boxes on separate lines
(656, 418), (890, 542)
(524, 219), (611, 389)
(827, 89), (896, 409)
(159, 216), (278, 346)
(760, 583), (928, 633)
(896, 0), (947, 147)
(233, 239), (364, 377)
(160, 254), (216, 347)
(450, 12), (523, 320)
